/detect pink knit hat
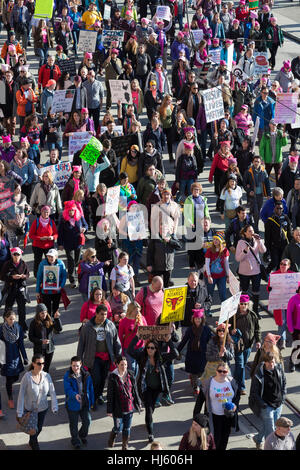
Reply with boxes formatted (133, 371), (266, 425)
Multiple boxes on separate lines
(264, 333), (281, 345)
(21, 137), (29, 144)
(10, 247), (23, 255)
(289, 155), (299, 163)
(85, 52), (93, 59)
(2, 135), (11, 144)
(177, 31), (184, 38)
(240, 294), (250, 303)
(192, 309), (204, 319)
(220, 60), (226, 65)
(72, 165), (82, 173)
(270, 17), (277, 23)
(141, 17), (150, 24)
(216, 322), (231, 330)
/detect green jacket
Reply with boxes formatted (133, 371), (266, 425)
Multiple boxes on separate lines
(259, 130), (288, 164)
(184, 194), (210, 227)
(266, 25), (284, 48)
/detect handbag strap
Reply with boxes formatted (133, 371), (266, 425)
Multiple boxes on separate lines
(246, 241), (261, 266)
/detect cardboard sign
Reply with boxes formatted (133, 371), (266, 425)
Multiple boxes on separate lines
(156, 5), (171, 21)
(138, 325), (171, 341)
(161, 286), (188, 324)
(191, 29), (204, 44)
(39, 162), (72, 190)
(100, 125), (123, 136)
(253, 52), (269, 76)
(102, 30), (124, 45)
(232, 65), (249, 84)
(34, 0), (54, 18)
(69, 132), (92, 161)
(127, 210), (147, 240)
(43, 265), (60, 290)
(57, 58), (77, 77)
(218, 292), (242, 325)
(274, 93), (298, 124)
(52, 89), (75, 113)
(80, 136), (102, 165)
(105, 186), (120, 215)
(202, 86), (225, 123)
(268, 272), (300, 310)
(78, 30), (98, 52)
(109, 80), (132, 105)
(249, 0), (259, 9)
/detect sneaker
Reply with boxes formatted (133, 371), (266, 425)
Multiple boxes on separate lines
(148, 434), (154, 443)
(70, 283), (77, 288)
(161, 394), (174, 405)
(155, 398), (162, 408)
(278, 340), (286, 350)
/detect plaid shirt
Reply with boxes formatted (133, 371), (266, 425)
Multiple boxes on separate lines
(116, 374), (133, 413)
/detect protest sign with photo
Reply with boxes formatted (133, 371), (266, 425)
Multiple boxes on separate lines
(191, 30), (204, 44)
(156, 5), (171, 20)
(79, 137), (103, 165)
(78, 30), (98, 52)
(138, 325), (171, 341)
(52, 89), (75, 114)
(0, 176), (16, 220)
(102, 30), (124, 45)
(43, 265), (60, 291)
(253, 52), (269, 76)
(232, 65), (249, 84)
(69, 132), (92, 161)
(56, 58), (77, 77)
(218, 292), (242, 325)
(161, 286), (188, 324)
(202, 86), (225, 123)
(88, 276), (103, 297)
(105, 186), (120, 215)
(109, 80), (132, 105)
(274, 93), (298, 124)
(268, 272), (300, 310)
(39, 162), (72, 190)
(127, 210), (147, 241)
(208, 47), (222, 65)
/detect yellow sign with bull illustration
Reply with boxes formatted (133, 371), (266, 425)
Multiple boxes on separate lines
(160, 285), (188, 324)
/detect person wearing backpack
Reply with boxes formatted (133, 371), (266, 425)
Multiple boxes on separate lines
(28, 206), (58, 278)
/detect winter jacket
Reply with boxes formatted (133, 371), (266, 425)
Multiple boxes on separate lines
(77, 317), (122, 369)
(61, 177), (89, 204)
(107, 369), (142, 418)
(253, 96), (275, 131)
(0, 323), (27, 377)
(170, 40), (190, 62)
(266, 24), (284, 49)
(10, 158), (36, 186)
(82, 157), (110, 193)
(136, 172), (163, 206)
(29, 317), (62, 355)
(259, 131), (288, 165)
(250, 347), (284, 379)
(146, 238), (175, 272)
(36, 258), (67, 295)
(291, 56), (300, 81)
(278, 166), (300, 199)
(282, 241), (300, 273)
(286, 293), (300, 333)
(57, 216), (88, 251)
(80, 300), (112, 323)
(229, 308), (261, 351)
(260, 197), (288, 224)
(64, 366), (94, 411)
(41, 88), (54, 118)
(138, 150), (164, 179)
(30, 182), (62, 216)
(225, 214), (254, 249)
(274, 69), (294, 93)
(235, 237), (266, 276)
(183, 194), (210, 227)
(38, 64), (62, 89)
(178, 325), (213, 374)
(0, 234), (11, 269)
(29, 217), (58, 250)
(17, 371), (58, 416)
(15, 87), (37, 117)
(264, 214), (292, 252)
(0, 258), (29, 295)
(95, 236), (118, 265)
(206, 336), (234, 364)
(78, 260), (106, 294)
(68, 84), (88, 113)
(209, 152), (230, 183)
(243, 165), (271, 199)
(249, 362), (286, 417)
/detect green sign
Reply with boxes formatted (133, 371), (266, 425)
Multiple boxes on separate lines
(249, 0), (259, 9)
(79, 137), (103, 166)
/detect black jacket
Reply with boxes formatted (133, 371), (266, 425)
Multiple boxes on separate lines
(225, 214), (255, 249)
(67, 84), (88, 112)
(107, 369), (142, 418)
(229, 308), (261, 351)
(182, 284), (211, 327)
(249, 362), (286, 417)
(278, 166), (300, 199)
(264, 213), (293, 251)
(29, 317), (62, 354)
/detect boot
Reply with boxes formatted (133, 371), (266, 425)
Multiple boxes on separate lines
(108, 431), (117, 448)
(122, 435), (129, 450)
(252, 295), (261, 320)
(8, 398), (14, 409)
(289, 359), (295, 373)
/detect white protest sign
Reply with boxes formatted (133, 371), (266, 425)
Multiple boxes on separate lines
(274, 93), (298, 124)
(68, 132), (92, 162)
(252, 116), (260, 151)
(52, 89), (75, 113)
(191, 29), (204, 44)
(219, 292), (242, 325)
(109, 80), (132, 105)
(156, 5), (171, 20)
(78, 30), (98, 52)
(291, 110), (300, 129)
(39, 162), (72, 190)
(232, 65), (249, 84)
(202, 86), (225, 123)
(103, 3), (111, 20)
(253, 51), (269, 76)
(105, 186), (120, 215)
(102, 30), (124, 44)
(228, 270), (240, 296)
(0, 81), (6, 104)
(127, 210), (147, 241)
(226, 44), (234, 72)
(268, 272), (300, 310)
(208, 47), (222, 65)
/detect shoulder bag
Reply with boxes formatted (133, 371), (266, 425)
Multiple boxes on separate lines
(16, 385), (42, 436)
(246, 242), (268, 282)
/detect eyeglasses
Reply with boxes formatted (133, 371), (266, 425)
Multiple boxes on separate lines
(147, 346), (156, 350)
(280, 262), (288, 266)
(217, 369), (228, 374)
(36, 362), (45, 366)
(12, 253), (21, 257)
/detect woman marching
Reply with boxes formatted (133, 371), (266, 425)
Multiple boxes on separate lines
(179, 414), (216, 450)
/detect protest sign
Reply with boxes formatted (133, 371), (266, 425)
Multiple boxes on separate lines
(51, 89), (75, 114)
(69, 132), (92, 161)
(218, 292), (242, 325)
(0, 176), (15, 219)
(252, 116), (260, 151)
(161, 286), (188, 324)
(56, 58), (77, 77)
(0, 81), (5, 104)
(39, 162), (72, 190)
(105, 186), (120, 215)
(138, 325), (171, 341)
(274, 93), (298, 124)
(88, 276), (103, 297)
(228, 270), (240, 296)
(102, 30), (124, 45)
(80, 137), (102, 166)
(202, 86), (225, 123)
(156, 5), (171, 20)
(291, 111), (300, 129)
(103, 3), (111, 20)
(232, 65), (249, 84)
(109, 80), (132, 105)
(268, 272), (300, 310)
(208, 47), (222, 65)
(191, 30), (204, 44)
(249, 0), (259, 9)
(43, 265), (60, 290)
(78, 30), (98, 52)
(227, 44), (234, 72)
(253, 52), (269, 76)
(127, 210), (147, 241)
(34, 0), (54, 18)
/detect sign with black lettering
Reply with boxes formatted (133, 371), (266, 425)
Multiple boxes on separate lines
(202, 86), (225, 123)
(57, 58), (77, 77)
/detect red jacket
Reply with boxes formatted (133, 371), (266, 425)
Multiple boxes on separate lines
(38, 64), (61, 89)
(267, 269), (294, 326)
(29, 218), (58, 249)
(208, 152), (231, 183)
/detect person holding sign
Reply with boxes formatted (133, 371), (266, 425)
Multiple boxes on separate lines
(78, 248), (108, 302)
(203, 323), (234, 381)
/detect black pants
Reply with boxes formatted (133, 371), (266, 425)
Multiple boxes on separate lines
(42, 293), (61, 317)
(89, 357), (109, 400)
(33, 246), (49, 278)
(65, 247), (82, 283)
(269, 43), (279, 69)
(5, 290), (27, 331)
(212, 413), (232, 450)
(143, 388), (161, 435)
(89, 108), (100, 136)
(267, 246), (285, 273)
(152, 270), (171, 288)
(29, 409), (48, 450)
(39, 351), (54, 373)
(6, 375), (19, 399)
(163, 127), (174, 158)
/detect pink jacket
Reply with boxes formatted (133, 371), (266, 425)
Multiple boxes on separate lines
(118, 316), (147, 351)
(235, 238), (266, 276)
(287, 294), (300, 333)
(135, 287), (164, 326)
(80, 300), (112, 322)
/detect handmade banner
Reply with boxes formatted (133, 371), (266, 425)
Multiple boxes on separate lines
(274, 93), (298, 124)
(232, 65), (249, 84)
(156, 5), (171, 20)
(160, 285), (188, 324)
(268, 272), (300, 310)
(202, 86), (225, 123)
(78, 30), (98, 52)
(253, 52), (269, 76)
(57, 58), (77, 77)
(51, 89), (75, 114)
(218, 292), (242, 325)
(109, 80), (132, 105)
(228, 270), (240, 296)
(191, 29), (204, 44)
(69, 132), (92, 161)
(138, 325), (171, 341)
(249, 0), (259, 9)
(227, 44), (234, 72)
(0, 175), (16, 219)
(43, 265), (60, 291)
(80, 136), (102, 165)
(102, 30), (124, 45)
(34, 0), (54, 18)
(208, 47), (222, 65)
(291, 111), (300, 129)
(88, 276), (102, 297)
(39, 162), (72, 190)
(0, 81), (5, 105)
(105, 186), (120, 215)
(127, 210), (147, 240)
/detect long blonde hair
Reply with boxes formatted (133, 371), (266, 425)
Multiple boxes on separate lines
(159, 95), (173, 120)
(188, 426), (208, 450)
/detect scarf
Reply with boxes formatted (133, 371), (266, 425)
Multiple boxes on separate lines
(158, 30), (165, 55)
(156, 69), (164, 93)
(2, 321), (19, 344)
(73, 177), (80, 195)
(69, 217), (76, 227)
(39, 215), (50, 228)
(41, 181), (52, 196)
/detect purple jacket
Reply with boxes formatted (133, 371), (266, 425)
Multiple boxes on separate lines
(170, 40), (190, 61)
(78, 260), (106, 294)
(0, 146), (16, 163)
(55, 15), (74, 31)
(195, 104), (207, 132)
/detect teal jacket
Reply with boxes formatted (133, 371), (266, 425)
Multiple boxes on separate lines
(184, 194), (210, 227)
(259, 130), (288, 165)
(266, 25), (284, 49)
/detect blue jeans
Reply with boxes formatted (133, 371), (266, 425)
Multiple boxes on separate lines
(177, 179), (194, 202)
(113, 412), (133, 438)
(255, 405), (282, 444)
(72, 30), (79, 54)
(123, 348), (138, 378)
(206, 276), (227, 313)
(67, 407), (91, 446)
(47, 141), (62, 160)
(278, 310), (287, 341)
(234, 347), (251, 391)
(164, 361), (174, 389)
(37, 46), (49, 67)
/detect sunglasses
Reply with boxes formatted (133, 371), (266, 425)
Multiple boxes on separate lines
(280, 263), (288, 266)
(91, 255), (96, 258)
(217, 329), (225, 332)
(12, 253), (21, 256)
(36, 362), (45, 366)
(147, 346), (156, 350)
(217, 370), (228, 374)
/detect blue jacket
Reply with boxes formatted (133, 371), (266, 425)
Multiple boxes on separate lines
(36, 258), (67, 295)
(64, 366), (94, 411)
(177, 325), (213, 375)
(10, 158), (36, 185)
(260, 197), (288, 224)
(253, 96), (275, 130)
(0, 323), (28, 377)
(57, 216), (88, 251)
(41, 88), (54, 118)
(0, 233), (11, 268)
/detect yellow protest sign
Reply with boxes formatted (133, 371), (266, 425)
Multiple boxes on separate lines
(35, 0), (54, 18)
(160, 285), (188, 324)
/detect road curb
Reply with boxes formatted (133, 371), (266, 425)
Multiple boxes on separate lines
(283, 30), (300, 44)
